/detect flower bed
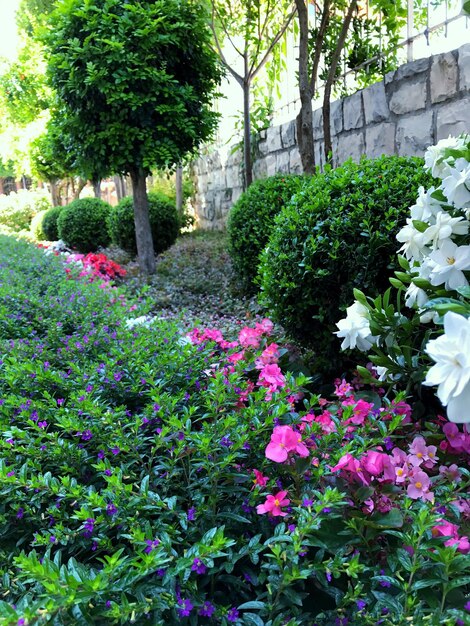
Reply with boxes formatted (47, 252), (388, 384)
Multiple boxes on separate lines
(0, 235), (468, 625)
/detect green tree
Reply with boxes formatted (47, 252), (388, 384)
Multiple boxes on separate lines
(42, 0), (222, 274)
(210, 0), (296, 188)
(295, 0), (407, 171)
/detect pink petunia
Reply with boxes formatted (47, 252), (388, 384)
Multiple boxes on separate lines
(265, 425), (308, 463)
(256, 490), (290, 517)
(258, 364), (286, 392)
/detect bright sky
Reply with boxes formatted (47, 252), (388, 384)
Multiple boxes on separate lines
(0, 0), (21, 62)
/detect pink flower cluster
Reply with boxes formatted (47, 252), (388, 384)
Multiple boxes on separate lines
(265, 425), (309, 463)
(441, 422), (470, 455)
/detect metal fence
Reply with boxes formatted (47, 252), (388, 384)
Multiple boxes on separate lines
(271, 0), (470, 124)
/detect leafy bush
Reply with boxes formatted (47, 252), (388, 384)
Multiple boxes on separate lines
(108, 191), (179, 256)
(0, 189), (51, 231)
(228, 174), (306, 290)
(29, 209), (49, 241)
(41, 206), (64, 241)
(259, 156), (434, 376)
(0, 235), (468, 625)
(57, 197), (111, 252)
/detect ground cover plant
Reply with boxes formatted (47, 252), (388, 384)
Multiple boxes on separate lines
(0, 234), (468, 626)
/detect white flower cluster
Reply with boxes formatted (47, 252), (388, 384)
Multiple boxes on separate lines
(396, 135), (470, 300)
(335, 135), (470, 423)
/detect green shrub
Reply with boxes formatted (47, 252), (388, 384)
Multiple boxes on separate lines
(258, 155), (435, 376)
(57, 197), (111, 252)
(41, 206), (64, 241)
(0, 190), (51, 231)
(227, 174), (307, 290)
(29, 209), (49, 241)
(108, 191), (179, 255)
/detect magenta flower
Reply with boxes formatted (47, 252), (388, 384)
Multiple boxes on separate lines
(361, 450), (388, 476)
(252, 469), (269, 487)
(265, 425), (309, 463)
(238, 326), (262, 348)
(256, 490), (290, 517)
(258, 363), (286, 392)
(407, 470), (434, 502)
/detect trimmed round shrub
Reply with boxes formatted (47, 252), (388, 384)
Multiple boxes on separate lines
(57, 198), (111, 252)
(41, 206), (64, 241)
(227, 174), (306, 290)
(108, 191), (179, 256)
(29, 209), (49, 241)
(258, 155), (435, 376)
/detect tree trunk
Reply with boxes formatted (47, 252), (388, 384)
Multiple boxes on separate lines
(323, 0), (357, 165)
(175, 166), (183, 219)
(93, 180), (102, 199)
(114, 175), (125, 202)
(73, 177), (87, 200)
(243, 76), (253, 189)
(50, 180), (60, 207)
(295, 0), (315, 174)
(130, 167), (156, 275)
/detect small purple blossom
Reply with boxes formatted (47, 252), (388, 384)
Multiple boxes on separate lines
(187, 507), (196, 521)
(144, 539), (160, 554)
(177, 598), (193, 617)
(110, 447), (120, 455)
(220, 436), (233, 447)
(191, 558), (207, 574)
(97, 450), (105, 460)
(81, 429), (93, 441)
(199, 601), (215, 617)
(16, 508), (24, 519)
(113, 372), (123, 382)
(356, 599), (367, 610)
(83, 518), (95, 538)
(303, 498), (313, 507)
(227, 607), (239, 622)
(49, 535), (56, 543)
(106, 503), (117, 516)
(38, 421), (47, 429)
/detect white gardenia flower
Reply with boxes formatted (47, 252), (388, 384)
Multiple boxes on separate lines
(396, 219), (429, 260)
(428, 239), (470, 290)
(335, 301), (377, 352)
(422, 210), (469, 248)
(404, 283), (429, 309)
(441, 164), (470, 208)
(424, 136), (468, 179)
(424, 311), (470, 423)
(409, 186), (443, 223)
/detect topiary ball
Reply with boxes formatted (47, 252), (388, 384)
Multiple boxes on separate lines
(258, 155), (435, 377)
(57, 198), (111, 252)
(227, 174), (307, 291)
(108, 191), (179, 256)
(41, 206), (64, 241)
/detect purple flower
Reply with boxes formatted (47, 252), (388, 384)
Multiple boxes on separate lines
(356, 599), (367, 610)
(220, 436), (233, 447)
(106, 601), (112, 609)
(383, 437), (393, 450)
(153, 404), (161, 411)
(322, 507), (332, 513)
(191, 558), (207, 574)
(81, 429), (93, 441)
(177, 598), (193, 617)
(98, 450), (105, 460)
(199, 601), (215, 617)
(144, 539), (160, 554)
(187, 507), (196, 521)
(465, 601), (470, 612)
(17, 619), (25, 626)
(104, 469), (113, 476)
(38, 421), (47, 429)
(156, 568), (166, 577)
(7, 471), (15, 477)
(303, 498), (313, 507)
(106, 503), (117, 516)
(114, 372), (123, 382)
(227, 607), (239, 622)
(177, 431), (185, 441)
(83, 518), (95, 538)
(16, 508), (24, 519)
(50, 535), (56, 543)
(110, 447), (120, 455)
(326, 571), (332, 583)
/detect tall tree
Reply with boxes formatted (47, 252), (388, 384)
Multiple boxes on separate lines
(43, 0), (221, 274)
(295, 0), (407, 171)
(210, 0), (296, 188)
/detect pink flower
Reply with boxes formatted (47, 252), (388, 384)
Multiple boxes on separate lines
(431, 519), (469, 552)
(342, 399), (374, 426)
(334, 379), (353, 397)
(407, 470), (434, 502)
(255, 318), (274, 335)
(256, 490), (290, 517)
(255, 343), (280, 368)
(439, 463), (462, 483)
(394, 464), (409, 484)
(408, 437), (438, 467)
(361, 450), (388, 476)
(265, 425), (309, 463)
(442, 422), (469, 454)
(258, 364), (286, 392)
(228, 350), (245, 364)
(238, 326), (262, 348)
(313, 411), (336, 435)
(330, 453), (370, 485)
(252, 469), (269, 488)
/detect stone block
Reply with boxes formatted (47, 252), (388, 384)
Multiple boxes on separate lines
(314, 141), (324, 169)
(276, 150), (290, 173)
(430, 52), (457, 103)
(232, 187), (243, 205)
(396, 111), (433, 156)
(343, 91), (363, 130)
(458, 43), (470, 91)
(389, 75), (427, 115)
(436, 97), (470, 139)
(266, 125), (282, 152)
(313, 107), (323, 138)
(266, 153), (277, 177)
(363, 81), (389, 123)
(281, 120), (296, 148)
(330, 99), (343, 135)
(226, 147), (243, 168)
(253, 157), (268, 180)
(365, 123), (396, 159)
(386, 57), (430, 84)
(196, 174), (207, 194)
(336, 131), (365, 164)
(257, 139), (269, 157)
(225, 166), (241, 189)
(289, 147), (302, 174)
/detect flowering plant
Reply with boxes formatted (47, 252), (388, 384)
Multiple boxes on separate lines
(336, 135), (470, 423)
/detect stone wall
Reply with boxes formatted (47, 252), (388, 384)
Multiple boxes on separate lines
(192, 43), (470, 230)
